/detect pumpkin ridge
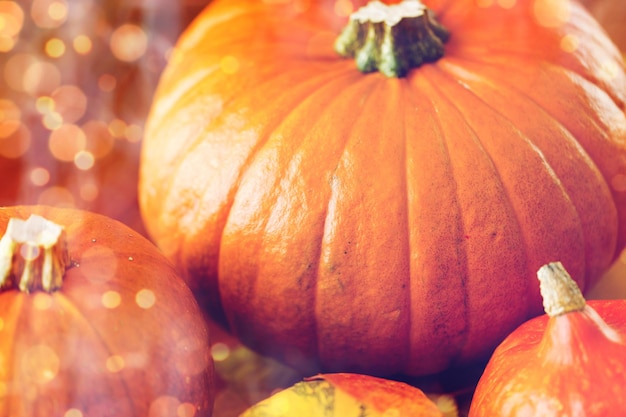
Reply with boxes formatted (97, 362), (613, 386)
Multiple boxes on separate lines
(401, 74), (473, 370)
(53, 293), (140, 416)
(215, 69), (379, 357)
(0, 293), (24, 415)
(437, 57), (619, 285)
(165, 66), (359, 286)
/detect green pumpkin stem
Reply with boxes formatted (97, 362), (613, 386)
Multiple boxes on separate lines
(0, 215), (69, 293)
(537, 262), (586, 317)
(335, 0), (450, 77)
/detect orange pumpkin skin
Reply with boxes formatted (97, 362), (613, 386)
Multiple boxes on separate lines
(139, 0), (626, 376)
(0, 206), (215, 417)
(468, 299), (626, 416)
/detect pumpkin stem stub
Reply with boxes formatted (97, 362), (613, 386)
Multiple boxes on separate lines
(0, 215), (69, 293)
(335, 0), (450, 77)
(537, 262), (586, 317)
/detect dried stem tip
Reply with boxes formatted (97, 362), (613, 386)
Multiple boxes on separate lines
(335, 0), (450, 77)
(537, 262), (586, 317)
(0, 214), (69, 293)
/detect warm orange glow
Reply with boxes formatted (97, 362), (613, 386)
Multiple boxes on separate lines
(37, 186), (75, 208)
(177, 403), (197, 417)
(82, 120), (115, 158)
(74, 150), (95, 170)
(102, 290), (122, 309)
(0, 1), (25, 38)
(108, 118), (127, 138)
(125, 123), (143, 143)
(149, 396), (182, 417)
(80, 182), (99, 202)
(0, 122), (31, 158)
(533, 0), (570, 28)
(21, 345), (60, 384)
(106, 355), (125, 373)
(31, 0), (67, 29)
(0, 99), (21, 137)
(51, 84), (88, 123)
(334, 0), (354, 17)
(497, 0), (516, 9)
(136, 289), (156, 309)
(45, 37), (65, 57)
(48, 123), (87, 162)
(560, 34), (578, 53)
(23, 60), (61, 95)
(29, 167), (50, 186)
(97, 73), (117, 92)
(220, 55), (239, 75)
(110, 23), (148, 62)
(42, 111), (63, 130)
(73, 34), (92, 54)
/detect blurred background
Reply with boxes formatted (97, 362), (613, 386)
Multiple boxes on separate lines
(0, 0), (625, 416)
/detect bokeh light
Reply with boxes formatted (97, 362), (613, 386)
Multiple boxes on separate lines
(110, 24), (148, 62)
(31, 0), (68, 29)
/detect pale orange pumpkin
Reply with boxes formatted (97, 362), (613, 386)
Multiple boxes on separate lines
(0, 205), (215, 416)
(139, 0), (626, 377)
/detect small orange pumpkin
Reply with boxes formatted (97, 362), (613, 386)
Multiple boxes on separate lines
(469, 262), (626, 416)
(0, 205), (215, 416)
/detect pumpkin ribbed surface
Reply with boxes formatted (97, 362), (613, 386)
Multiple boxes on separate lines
(139, 0), (626, 376)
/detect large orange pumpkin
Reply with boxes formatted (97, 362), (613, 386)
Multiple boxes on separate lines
(139, 0), (626, 376)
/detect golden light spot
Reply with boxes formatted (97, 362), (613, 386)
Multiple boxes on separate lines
(497, 0), (516, 8)
(599, 60), (620, 83)
(334, 0), (353, 17)
(219, 55), (239, 75)
(0, 36), (17, 53)
(51, 85), (87, 123)
(108, 118), (127, 138)
(74, 149), (94, 170)
(175, 337), (210, 376)
(97, 73), (116, 92)
(101, 291), (121, 309)
(31, 0), (67, 29)
(45, 37), (65, 58)
(36, 96), (55, 114)
(136, 289), (156, 309)
(0, 99), (21, 137)
(0, 1), (24, 38)
(73, 34), (92, 54)
(0, 122), (31, 158)
(42, 111), (63, 130)
(177, 403), (197, 417)
(37, 186), (75, 208)
(48, 1), (67, 21)
(3, 53), (50, 93)
(210, 342), (230, 362)
(125, 123), (143, 143)
(128, 256), (134, 261)
(611, 173), (626, 192)
(30, 167), (50, 186)
(48, 123), (87, 162)
(23, 60), (62, 96)
(33, 293), (54, 310)
(560, 34), (578, 53)
(149, 396), (181, 417)
(64, 409), (83, 417)
(79, 182), (98, 202)
(82, 120), (114, 158)
(106, 355), (125, 373)
(533, 0), (570, 28)
(110, 24), (147, 62)
(21, 345), (60, 384)
(77, 245), (117, 283)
